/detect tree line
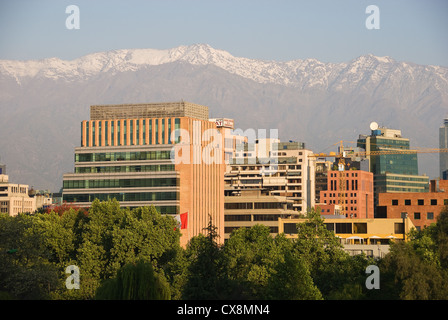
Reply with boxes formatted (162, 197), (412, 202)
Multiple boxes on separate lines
(1, 199), (447, 300)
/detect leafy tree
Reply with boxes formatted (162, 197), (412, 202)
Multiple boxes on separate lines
(95, 259), (170, 300)
(377, 206), (448, 300)
(293, 208), (346, 273)
(0, 213), (59, 299)
(288, 208), (378, 300)
(434, 206), (448, 269)
(223, 225), (322, 300)
(266, 246), (322, 300)
(68, 199), (181, 299)
(182, 215), (230, 299)
(160, 245), (189, 300)
(223, 224), (279, 299)
(10, 199), (182, 300)
(379, 241), (448, 300)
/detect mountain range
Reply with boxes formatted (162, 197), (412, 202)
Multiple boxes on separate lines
(1, 44), (447, 192)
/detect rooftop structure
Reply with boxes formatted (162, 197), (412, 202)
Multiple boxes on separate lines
(90, 101), (209, 121)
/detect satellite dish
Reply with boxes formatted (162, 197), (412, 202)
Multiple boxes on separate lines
(370, 121), (379, 130)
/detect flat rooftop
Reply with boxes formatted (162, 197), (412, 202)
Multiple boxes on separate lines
(90, 101), (209, 121)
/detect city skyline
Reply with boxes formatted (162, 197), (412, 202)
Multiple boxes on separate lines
(2, 1), (448, 304)
(0, 2), (446, 191)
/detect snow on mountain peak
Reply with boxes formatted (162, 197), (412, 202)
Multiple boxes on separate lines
(0, 44), (447, 91)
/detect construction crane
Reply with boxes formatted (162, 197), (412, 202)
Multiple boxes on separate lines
(310, 140), (448, 216)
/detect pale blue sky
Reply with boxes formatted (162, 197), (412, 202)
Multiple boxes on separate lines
(0, 0), (447, 66)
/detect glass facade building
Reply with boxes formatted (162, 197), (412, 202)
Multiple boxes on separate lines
(357, 126), (429, 216)
(440, 118), (448, 179)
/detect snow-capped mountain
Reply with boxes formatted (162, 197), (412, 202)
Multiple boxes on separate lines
(0, 44), (446, 191)
(2, 43), (447, 90)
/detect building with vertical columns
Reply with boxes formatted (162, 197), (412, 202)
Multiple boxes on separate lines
(62, 101), (226, 247)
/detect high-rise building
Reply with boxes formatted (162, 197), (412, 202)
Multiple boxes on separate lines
(440, 117), (448, 179)
(357, 124), (429, 216)
(225, 140), (315, 214)
(62, 101), (226, 246)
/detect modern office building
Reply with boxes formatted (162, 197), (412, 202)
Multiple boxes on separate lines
(224, 141), (315, 214)
(319, 169), (374, 219)
(440, 117), (448, 180)
(377, 179), (448, 231)
(0, 173), (36, 216)
(357, 124), (429, 215)
(224, 189), (301, 240)
(62, 101), (226, 246)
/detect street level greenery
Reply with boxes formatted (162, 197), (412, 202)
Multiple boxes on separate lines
(0, 199), (447, 300)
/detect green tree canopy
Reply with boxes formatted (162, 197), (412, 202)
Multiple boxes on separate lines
(378, 206), (448, 300)
(95, 259), (170, 300)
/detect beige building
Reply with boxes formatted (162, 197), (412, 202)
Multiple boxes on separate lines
(0, 174), (36, 216)
(279, 216), (415, 242)
(224, 189), (302, 240)
(63, 101), (227, 247)
(225, 141), (315, 214)
(278, 216), (415, 258)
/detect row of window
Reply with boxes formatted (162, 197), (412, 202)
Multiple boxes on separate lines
(330, 179), (359, 191)
(224, 202), (289, 210)
(407, 212), (435, 220)
(224, 214), (297, 222)
(231, 164), (302, 171)
(63, 192), (178, 203)
(75, 164), (175, 174)
(75, 150), (172, 162)
(325, 192), (359, 198)
(283, 222), (404, 235)
(330, 172), (359, 178)
(224, 226), (278, 234)
(63, 178), (178, 190)
(392, 199), (448, 206)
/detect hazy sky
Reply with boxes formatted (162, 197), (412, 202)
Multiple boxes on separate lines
(0, 0), (447, 66)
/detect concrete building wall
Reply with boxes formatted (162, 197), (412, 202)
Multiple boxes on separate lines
(224, 189), (301, 240)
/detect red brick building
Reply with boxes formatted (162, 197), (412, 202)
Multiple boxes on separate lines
(377, 180), (448, 230)
(320, 170), (374, 219)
